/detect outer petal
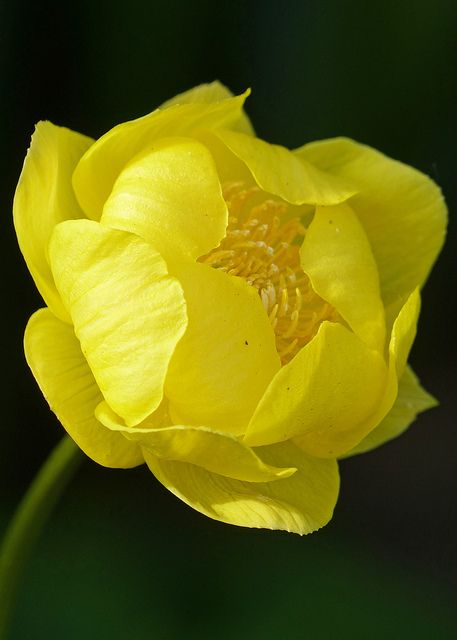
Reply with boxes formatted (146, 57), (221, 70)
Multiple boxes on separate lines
(390, 287), (420, 378)
(213, 129), (357, 205)
(95, 401), (296, 483)
(24, 309), (143, 468)
(144, 440), (339, 534)
(244, 322), (387, 457)
(101, 137), (228, 260)
(159, 81), (255, 135)
(13, 122), (93, 321)
(73, 91), (249, 220)
(296, 138), (447, 305)
(165, 259), (280, 435)
(300, 203), (385, 351)
(49, 220), (187, 426)
(343, 366), (437, 457)
(297, 289), (421, 459)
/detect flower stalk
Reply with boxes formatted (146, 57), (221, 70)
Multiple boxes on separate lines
(0, 436), (82, 638)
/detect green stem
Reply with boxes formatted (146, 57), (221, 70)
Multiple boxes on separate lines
(0, 436), (83, 639)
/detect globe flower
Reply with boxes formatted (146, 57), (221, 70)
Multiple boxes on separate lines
(14, 82), (446, 534)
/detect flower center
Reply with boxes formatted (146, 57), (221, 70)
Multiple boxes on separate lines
(200, 182), (340, 364)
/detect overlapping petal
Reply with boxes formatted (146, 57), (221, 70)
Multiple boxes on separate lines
(296, 137), (447, 306)
(295, 288), (422, 459)
(214, 129), (357, 205)
(24, 309), (143, 468)
(13, 122), (93, 321)
(244, 322), (388, 456)
(343, 366), (437, 457)
(165, 258), (280, 435)
(101, 137), (227, 260)
(49, 220), (187, 426)
(389, 287), (421, 378)
(194, 129), (256, 187)
(73, 91), (249, 220)
(144, 440), (339, 534)
(95, 401), (296, 483)
(159, 80), (255, 135)
(300, 203), (385, 351)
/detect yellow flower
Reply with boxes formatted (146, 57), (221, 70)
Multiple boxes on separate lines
(14, 82), (446, 534)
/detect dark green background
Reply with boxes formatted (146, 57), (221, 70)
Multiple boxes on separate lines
(1, 1), (456, 638)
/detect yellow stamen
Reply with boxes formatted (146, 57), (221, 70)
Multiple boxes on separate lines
(200, 183), (340, 364)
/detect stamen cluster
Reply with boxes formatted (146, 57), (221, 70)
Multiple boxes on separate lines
(201, 183), (340, 364)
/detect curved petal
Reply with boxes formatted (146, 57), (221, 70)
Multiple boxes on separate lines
(160, 81), (255, 135)
(195, 130), (317, 224)
(296, 137), (447, 305)
(195, 129), (259, 186)
(165, 258), (280, 435)
(343, 366), (437, 457)
(49, 220), (187, 426)
(24, 309), (143, 468)
(300, 203), (385, 351)
(101, 137), (228, 260)
(304, 289), (421, 459)
(95, 401), (295, 482)
(213, 129), (357, 205)
(244, 322), (388, 457)
(73, 91), (250, 220)
(13, 122), (93, 321)
(144, 440), (339, 534)
(389, 287), (420, 378)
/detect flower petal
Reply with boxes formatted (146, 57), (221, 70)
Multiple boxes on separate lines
(213, 129), (357, 205)
(343, 366), (437, 457)
(95, 401), (295, 482)
(300, 203), (385, 351)
(143, 440), (339, 534)
(165, 259), (280, 436)
(73, 91), (249, 220)
(390, 287), (421, 377)
(195, 129), (257, 186)
(13, 122), (93, 321)
(159, 80), (255, 135)
(49, 219), (187, 426)
(296, 138), (447, 305)
(24, 309), (143, 468)
(101, 137), (227, 260)
(244, 322), (387, 457)
(307, 289), (421, 459)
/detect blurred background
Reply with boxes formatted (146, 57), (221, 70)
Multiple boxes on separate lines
(1, 0), (456, 638)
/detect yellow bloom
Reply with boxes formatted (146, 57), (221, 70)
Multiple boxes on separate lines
(14, 82), (446, 534)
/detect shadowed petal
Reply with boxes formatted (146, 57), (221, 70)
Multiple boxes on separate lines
(96, 401), (296, 483)
(144, 440), (339, 534)
(343, 366), (437, 457)
(24, 309), (143, 468)
(13, 122), (93, 321)
(300, 203), (385, 351)
(214, 129), (356, 205)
